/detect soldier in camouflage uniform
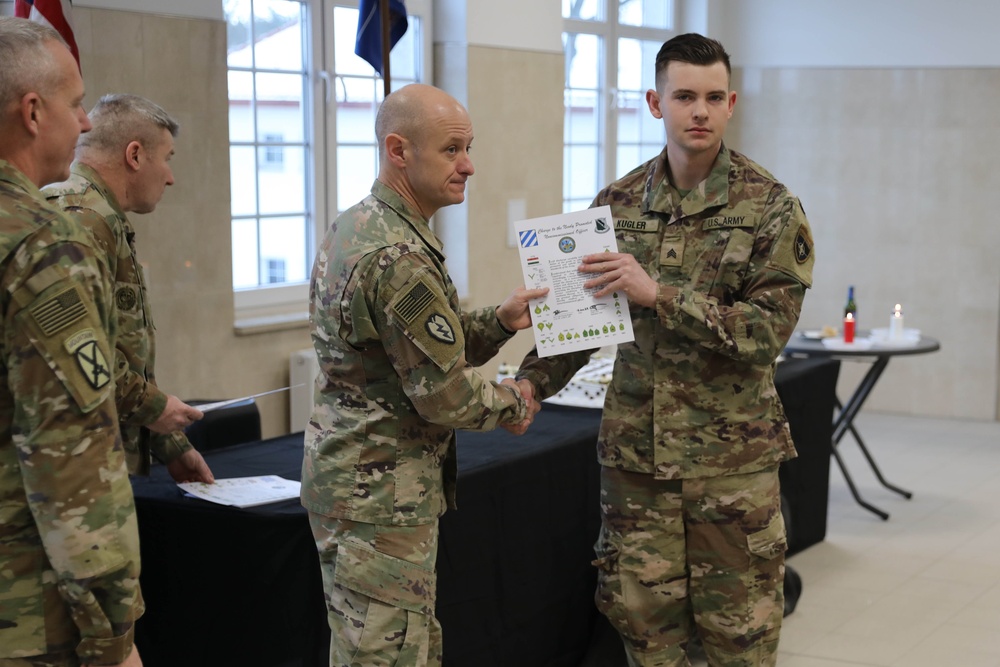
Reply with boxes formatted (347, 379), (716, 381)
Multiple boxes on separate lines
(0, 18), (143, 667)
(45, 94), (211, 483)
(514, 34), (814, 666)
(302, 83), (547, 666)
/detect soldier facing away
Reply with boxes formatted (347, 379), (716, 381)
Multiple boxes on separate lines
(0, 16), (143, 667)
(513, 33), (814, 666)
(301, 83), (547, 666)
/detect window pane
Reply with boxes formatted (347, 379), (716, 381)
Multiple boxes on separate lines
(617, 38), (661, 94)
(337, 146), (378, 210)
(336, 78), (378, 144)
(230, 146), (258, 216)
(618, 39), (664, 148)
(253, 0), (304, 71)
(258, 145), (306, 215)
(226, 0), (253, 68)
(616, 144), (640, 179)
(616, 91), (644, 144)
(565, 145), (599, 200)
(334, 6), (374, 76)
(228, 71), (255, 143)
(562, 0), (603, 21)
(564, 32), (601, 89)
(565, 89), (599, 144)
(619, 0), (673, 29)
(564, 198), (592, 214)
(255, 72), (305, 143)
(389, 16), (420, 82)
(232, 217), (260, 289)
(260, 216), (308, 284)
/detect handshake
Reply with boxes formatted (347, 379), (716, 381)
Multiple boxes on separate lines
(500, 377), (541, 436)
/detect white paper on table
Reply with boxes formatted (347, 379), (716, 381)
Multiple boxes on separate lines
(514, 206), (634, 357)
(177, 476), (301, 508)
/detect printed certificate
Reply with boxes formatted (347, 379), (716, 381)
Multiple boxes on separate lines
(514, 206), (634, 357)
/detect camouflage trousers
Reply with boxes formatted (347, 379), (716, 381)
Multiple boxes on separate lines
(592, 466), (786, 667)
(308, 513), (442, 667)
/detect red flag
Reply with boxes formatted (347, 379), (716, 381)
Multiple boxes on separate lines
(14, 0), (80, 70)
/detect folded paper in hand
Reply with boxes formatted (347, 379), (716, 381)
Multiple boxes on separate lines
(178, 476), (301, 508)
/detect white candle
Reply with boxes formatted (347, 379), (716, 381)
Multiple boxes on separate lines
(889, 303), (904, 341)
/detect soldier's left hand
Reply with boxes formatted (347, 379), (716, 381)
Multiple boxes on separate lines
(496, 285), (550, 332)
(580, 252), (657, 307)
(166, 448), (215, 484)
(500, 378), (541, 436)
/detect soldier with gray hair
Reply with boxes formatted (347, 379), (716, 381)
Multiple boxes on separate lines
(514, 33), (814, 665)
(46, 93), (213, 484)
(302, 83), (547, 665)
(0, 16), (143, 667)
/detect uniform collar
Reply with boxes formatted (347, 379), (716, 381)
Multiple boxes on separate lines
(0, 159), (44, 201)
(370, 179), (446, 259)
(645, 144), (732, 220)
(71, 161), (129, 220)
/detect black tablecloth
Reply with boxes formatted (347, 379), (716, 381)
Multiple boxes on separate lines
(132, 359), (837, 667)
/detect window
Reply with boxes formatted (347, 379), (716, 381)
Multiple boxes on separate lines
(225, 0), (431, 325)
(563, 0), (676, 212)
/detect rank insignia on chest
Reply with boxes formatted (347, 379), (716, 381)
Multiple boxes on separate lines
(660, 236), (684, 267)
(116, 286), (138, 311)
(425, 313), (456, 344)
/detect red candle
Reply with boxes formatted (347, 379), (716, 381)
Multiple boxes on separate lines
(843, 313), (855, 343)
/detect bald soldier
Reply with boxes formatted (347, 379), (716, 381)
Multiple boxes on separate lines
(514, 34), (814, 666)
(0, 17), (142, 667)
(302, 83), (547, 666)
(46, 94), (211, 483)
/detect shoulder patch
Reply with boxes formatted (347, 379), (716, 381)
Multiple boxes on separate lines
(65, 329), (112, 390)
(767, 217), (814, 288)
(393, 278), (436, 324)
(31, 286), (87, 336)
(424, 313), (456, 344)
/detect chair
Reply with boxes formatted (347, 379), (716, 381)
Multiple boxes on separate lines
(184, 398), (262, 452)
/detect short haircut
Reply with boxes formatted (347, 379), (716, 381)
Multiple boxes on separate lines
(654, 33), (731, 89)
(375, 88), (423, 159)
(0, 17), (66, 111)
(78, 93), (180, 155)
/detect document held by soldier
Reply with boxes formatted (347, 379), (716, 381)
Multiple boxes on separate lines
(513, 206), (634, 357)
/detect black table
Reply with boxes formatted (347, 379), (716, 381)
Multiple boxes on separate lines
(132, 404), (604, 667)
(784, 332), (941, 520)
(131, 360), (837, 667)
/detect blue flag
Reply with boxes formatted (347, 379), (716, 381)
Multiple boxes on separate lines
(355, 0), (408, 77)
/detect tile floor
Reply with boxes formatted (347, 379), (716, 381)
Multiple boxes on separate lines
(582, 412), (1000, 666)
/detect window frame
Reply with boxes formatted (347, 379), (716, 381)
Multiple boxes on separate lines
(562, 0), (679, 212)
(231, 0), (433, 329)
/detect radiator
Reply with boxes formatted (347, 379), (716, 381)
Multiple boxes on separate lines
(289, 348), (319, 433)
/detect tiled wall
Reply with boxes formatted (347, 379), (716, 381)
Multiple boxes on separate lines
(73, 8), (311, 438)
(730, 67), (1000, 420)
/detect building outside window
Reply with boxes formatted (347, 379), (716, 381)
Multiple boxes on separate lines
(563, 0), (676, 212)
(225, 0), (429, 323)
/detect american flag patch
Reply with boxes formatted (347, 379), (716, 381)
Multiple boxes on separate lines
(31, 287), (86, 336)
(395, 280), (435, 324)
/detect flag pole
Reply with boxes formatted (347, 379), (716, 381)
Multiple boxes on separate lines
(379, 0), (391, 97)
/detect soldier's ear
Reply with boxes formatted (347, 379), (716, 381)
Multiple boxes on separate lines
(124, 140), (143, 171)
(19, 92), (43, 137)
(384, 133), (408, 168)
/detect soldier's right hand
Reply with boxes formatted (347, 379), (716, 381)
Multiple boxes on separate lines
(501, 378), (541, 436)
(148, 394), (204, 434)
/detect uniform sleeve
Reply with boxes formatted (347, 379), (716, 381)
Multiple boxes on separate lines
(460, 305), (516, 367)
(365, 250), (527, 431)
(655, 192), (814, 366)
(73, 207), (168, 427)
(149, 429), (193, 463)
(4, 239), (142, 665)
(515, 347), (593, 402)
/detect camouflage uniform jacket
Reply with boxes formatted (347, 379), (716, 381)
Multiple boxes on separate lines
(302, 180), (527, 526)
(0, 160), (143, 664)
(518, 145), (814, 479)
(46, 163), (191, 476)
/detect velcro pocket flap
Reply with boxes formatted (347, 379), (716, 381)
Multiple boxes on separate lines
(333, 540), (436, 615)
(746, 511), (788, 560)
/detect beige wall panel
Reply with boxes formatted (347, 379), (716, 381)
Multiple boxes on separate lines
(463, 45), (564, 382)
(731, 67), (1000, 420)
